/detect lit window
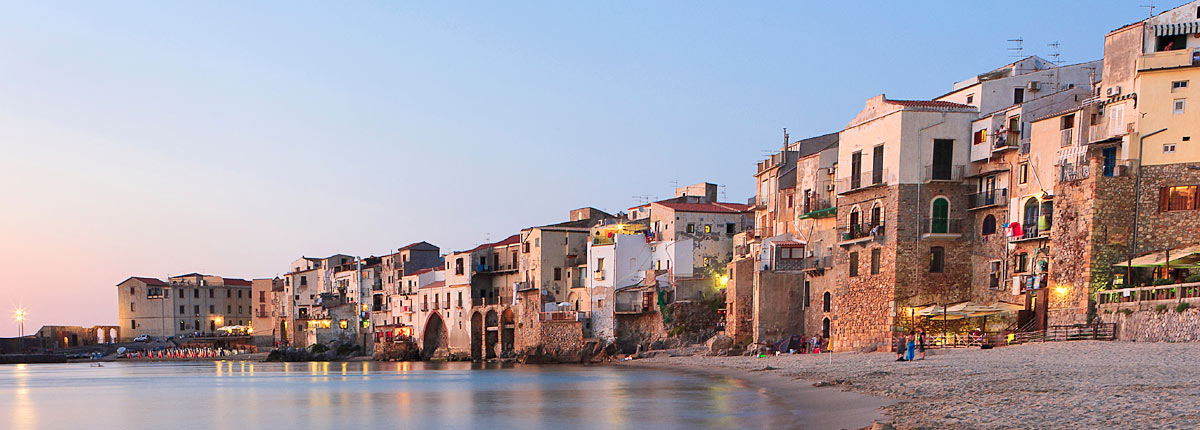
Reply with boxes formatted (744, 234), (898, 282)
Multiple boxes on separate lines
(1160, 186), (1198, 211)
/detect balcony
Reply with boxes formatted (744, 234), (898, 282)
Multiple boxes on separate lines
(992, 132), (1019, 152)
(798, 198), (836, 219)
(1137, 49), (1198, 71)
(1059, 163), (1090, 183)
(920, 217), (963, 239)
(255, 311), (272, 318)
(966, 188), (1008, 210)
(1008, 226), (1049, 242)
(838, 222), (884, 245)
(593, 270), (606, 281)
(476, 263), (518, 274)
(837, 169), (888, 194)
(923, 164), (965, 182)
(801, 255), (833, 272)
(540, 311), (586, 322)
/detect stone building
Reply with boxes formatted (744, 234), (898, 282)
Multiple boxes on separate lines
(116, 273), (253, 341)
(250, 277), (284, 346)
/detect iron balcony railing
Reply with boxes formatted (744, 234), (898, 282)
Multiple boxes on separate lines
(966, 188), (1008, 210)
(839, 222), (884, 241)
(920, 217), (964, 235)
(836, 169), (888, 194)
(922, 164), (965, 182)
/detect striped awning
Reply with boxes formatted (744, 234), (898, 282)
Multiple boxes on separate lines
(1155, 22), (1200, 37)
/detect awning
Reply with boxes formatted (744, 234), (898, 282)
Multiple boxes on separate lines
(1112, 244), (1200, 269)
(945, 301), (1024, 317)
(1155, 22), (1200, 37)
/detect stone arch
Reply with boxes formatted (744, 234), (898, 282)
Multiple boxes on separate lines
(470, 311), (484, 361)
(822, 317), (831, 339)
(96, 328), (105, 344)
(1023, 197), (1040, 232)
(982, 214), (997, 235)
(484, 310), (500, 359)
(422, 312), (449, 360)
(870, 201), (883, 227)
(500, 308), (515, 356)
(849, 205), (862, 231)
(109, 328), (117, 344)
(822, 291), (832, 312)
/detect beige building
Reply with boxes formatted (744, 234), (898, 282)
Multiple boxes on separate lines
(116, 273), (253, 341)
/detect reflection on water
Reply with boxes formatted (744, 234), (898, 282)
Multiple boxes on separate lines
(0, 361), (802, 430)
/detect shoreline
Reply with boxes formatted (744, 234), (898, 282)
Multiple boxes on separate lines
(620, 356), (893, 429)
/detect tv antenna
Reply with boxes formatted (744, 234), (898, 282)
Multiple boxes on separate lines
(1141, 0), (1155, 17)
(1048, 41), (1061, 64)
(631, 195), (653, 205)
(1007, 38), (1024, 58)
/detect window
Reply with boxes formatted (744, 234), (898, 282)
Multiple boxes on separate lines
(1165, 144), (1177, 154)
(1013, 87), (1024, 104)
(870, 248), (881, 275)
(822, 317), (831, 339)
(787, 195), (794, 208)
(210, 320), (216, 332)
(1160, 186), (1199, 211)
(179, 305), (185, 314)
(130, 303), (135, 312)
(704, 224), (712, 233)
(781, 247), (803, 260)
(872, 146), (884, 184)
(822, 292), (831, 312)
(849, 251), (859, 277)
(209, 305), (215, 313)
(1061, 114), (1075, 130)
(1174, 99), (1186, 114)
(209, 289), (214, 299)
(455, 258), (464, 275)
(178, 289), (184, 298)
(982, 214), (997, 235)
(1018, 163), (1029, 184)
(1015, 253), (1029, 273)
(194, 320), (200, 331)
(130, 320), (136, 329)
(686, 223), (695, 233)
(1172, 80), (1189, 90)
(930, 197), (950, 234)
(554, 267), (562, 281)
(929, 247), (945, 273)
(726, 223), (736, 234)
(194, 289), (200, 298)
(180, 320), (186, 331)
(803, 281), (811, 308)
(973, 129), (987, 145)
(129, 286), (135, 295)
(227, 305), (232, 314)
(966, 93), (974, 104)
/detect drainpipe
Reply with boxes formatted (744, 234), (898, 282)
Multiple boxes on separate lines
(1127, 127), (1167, 288)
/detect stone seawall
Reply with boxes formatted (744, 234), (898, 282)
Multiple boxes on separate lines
(1102, 308), (1200, 342)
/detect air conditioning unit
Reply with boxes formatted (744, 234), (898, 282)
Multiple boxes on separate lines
(1106, 86), (1121, 97)
(1026, 81), (1041, 91)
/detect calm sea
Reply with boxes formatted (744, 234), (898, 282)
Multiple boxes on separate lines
(0, 361), (816, 429)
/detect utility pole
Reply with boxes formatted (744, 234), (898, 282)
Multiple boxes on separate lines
(1141, 1), (1156, 17)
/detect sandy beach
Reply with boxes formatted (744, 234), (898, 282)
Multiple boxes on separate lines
(625, 341), (1200, 429)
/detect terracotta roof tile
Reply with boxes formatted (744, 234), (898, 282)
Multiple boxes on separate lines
(655, 201), (750, 214)
(419, 281), (445, 290)
(222, 278), (252, 286)
(885, 99), (974, 109)
(128, 276), (167, 286)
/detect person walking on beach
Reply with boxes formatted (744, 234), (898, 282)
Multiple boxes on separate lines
(905, 332), (916, 361)
(895, 333), (907, 361)
(917, 329), (926, 360)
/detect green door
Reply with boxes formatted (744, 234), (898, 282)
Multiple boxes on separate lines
(931, 198), (949, 233)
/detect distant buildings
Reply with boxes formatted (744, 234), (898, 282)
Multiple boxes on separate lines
(116, 274), (254, 341)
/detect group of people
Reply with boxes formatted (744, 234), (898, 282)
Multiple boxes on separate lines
(895, 329), (926, 361)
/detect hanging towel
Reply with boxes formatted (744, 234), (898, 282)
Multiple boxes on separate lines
(1010, 221), (1023, 237)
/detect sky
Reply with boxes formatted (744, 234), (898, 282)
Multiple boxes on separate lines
(0, 1), (1188, 335)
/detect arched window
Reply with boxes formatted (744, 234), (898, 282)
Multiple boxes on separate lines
(822, 317), (831, 339)
(870, 203), (882, 227)
(931, 197), (950, 233)
(982, 214), (997, 235)
(850, 206), (861, 231)
(1023, 198), (1040, 234)
(822, 291), (832, 312)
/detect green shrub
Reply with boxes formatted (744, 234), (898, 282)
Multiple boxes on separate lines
(1176, 302), (1193, 313)
(1152, 278), (1175, 286)
(1155, 304), (1169, 314)
(310, 343), (329, 354)
(1185, 273), (1200, 283)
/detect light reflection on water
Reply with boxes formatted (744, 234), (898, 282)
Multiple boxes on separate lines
(0, 361), (802, 430)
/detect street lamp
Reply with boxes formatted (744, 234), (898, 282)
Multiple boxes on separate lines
(14, 308), (26, 338)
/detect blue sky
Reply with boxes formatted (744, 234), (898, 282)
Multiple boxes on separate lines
(0, 1), (1186, 333)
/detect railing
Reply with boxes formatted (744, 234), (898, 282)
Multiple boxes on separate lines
(372, 304), (384, 312)
(1019, 142), (1030, 154)
(255, 311), (272, 318)
(1059, 163), (1090, 182)
(1009, 227), (1046, 242)
(540, 311), (585, 322)
(1137, 49), (1198, 71)
(1096, 282), (1200, 305)
(920, 218), (963, 235)
(421, 303), (429, 312)
(477, 263), (517, 273)
(800, 197), (834, 216)
(923, 164), (965, 182)
(992, 132), (1019, 151)
(801, 255), (833, 271)
(593, 270), (606, 281)
(966, 188), (1008, 209)
(839, 222), (884, 242)
(1012, 324), (1116, 343)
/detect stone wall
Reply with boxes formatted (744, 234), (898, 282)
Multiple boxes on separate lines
(1135, 163), (1200, 254)
(1102, 307), (1200, 342)
(724, 258), (756, 344)
(752, 270), (805, 343)
(535, 320), (583, 362)
(833, 184), (895, 352)
(615, 311), (667, 353)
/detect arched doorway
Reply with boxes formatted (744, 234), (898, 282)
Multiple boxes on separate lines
(96, 328), (105, 344)
(822, 317), (831, 339)
(109, 328), (117, 344)
(930, 197), (949, 233)
(500, 309), (515, 356)
(422, 312), (449, 360)
(470, 311), (484, 361)
(484, 310), (499, 359)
